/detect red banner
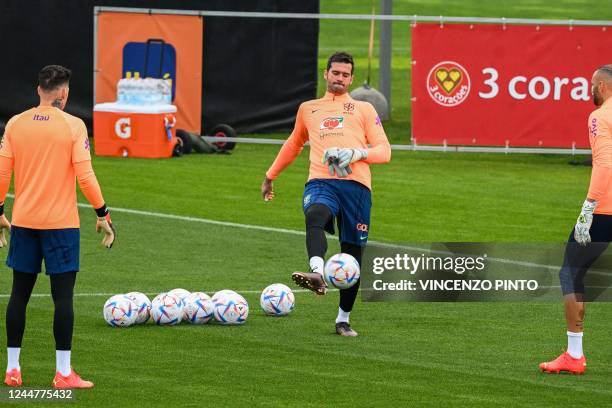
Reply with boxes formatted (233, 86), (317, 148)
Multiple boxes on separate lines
(412, 23), (611, 148)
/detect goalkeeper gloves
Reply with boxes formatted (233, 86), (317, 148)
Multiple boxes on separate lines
(261, 177), (275, 201)
(337, 148), (368, 169)
(95, 205), (116, 248)
(574, 199), (597, 246)
(0, 202), (9, 248)
(322, 148), (353, 178)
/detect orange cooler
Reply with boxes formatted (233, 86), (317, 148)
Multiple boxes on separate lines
(93, 103), (178, 158)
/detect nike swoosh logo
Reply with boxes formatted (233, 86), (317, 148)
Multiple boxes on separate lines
(311, 109), (320, 113)
(360, 236), (368, 240)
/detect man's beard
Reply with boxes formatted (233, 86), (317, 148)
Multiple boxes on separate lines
(593, 89), (603, 106)
(328, 82), (346, 94)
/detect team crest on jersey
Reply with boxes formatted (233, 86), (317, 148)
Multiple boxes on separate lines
(320, 117), (344, 130)
(343, 103), (354, 112)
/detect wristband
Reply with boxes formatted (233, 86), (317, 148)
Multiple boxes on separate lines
(95, 204), (108, 218)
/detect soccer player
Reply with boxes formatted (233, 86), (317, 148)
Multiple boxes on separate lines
(539, 65), (612, 375)
(0, 65), (115, 388)
(261, 52), (391, 337)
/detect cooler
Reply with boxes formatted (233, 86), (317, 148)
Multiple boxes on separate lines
(93, 102), (178, 158)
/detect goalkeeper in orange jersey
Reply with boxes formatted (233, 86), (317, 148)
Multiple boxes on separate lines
(0, 65), (115, 388)
(261, 52), (391, 337)
(540, 65), (612, 375)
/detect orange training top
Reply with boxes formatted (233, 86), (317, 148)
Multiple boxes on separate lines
(587, 97), (612, 214)
(0, 106), (105, 229)
(266, 92), (391, 190)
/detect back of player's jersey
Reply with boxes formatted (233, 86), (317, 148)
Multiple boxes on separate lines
(0, 106), (91, 229)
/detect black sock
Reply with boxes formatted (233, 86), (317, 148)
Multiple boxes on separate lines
(305, 204), (333, 260)
(339, 243), (363, 313)
(6, 271), (38, 347)
(50, 272), (77, 351)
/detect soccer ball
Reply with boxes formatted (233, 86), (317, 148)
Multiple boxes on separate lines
(103, 294), (138, 327)
(260, 283), (295, 316)
(126, 292), (151, 324)
(167, 288), (191, 307)
(151, 293), (183, 325)
(212, 289), (237, 304)
(324, 253), (360, 289)
(213, 291), (249, 325)
(183, 292), (214, 324)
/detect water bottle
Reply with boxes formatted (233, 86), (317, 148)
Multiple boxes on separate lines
(142, 78), (151, 105)
(132, 78), (144, 105)
(149, 79), (162, 105)
(161, 79), (172, 104)
(116, 79), (127, 103)
(125, 78), (135, 104)
(152, 79), (164, 105)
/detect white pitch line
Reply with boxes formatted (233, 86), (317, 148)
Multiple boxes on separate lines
(6, 194), (612, 275)
(81, 203), (308, 237)
(4, 194), (306, 237)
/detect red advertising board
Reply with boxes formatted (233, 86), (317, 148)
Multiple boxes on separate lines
(412, 23), (611, 148)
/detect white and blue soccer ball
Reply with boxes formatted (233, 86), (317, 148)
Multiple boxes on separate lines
(324, 253), (361, 289)
(213, 291), (249, 325)
(151, 293), (183, 325)
(126, 292), (152, 324)
(182, 292), (214, 324)
(167, 288), (191, 307)
(212, 289), (237, 303)
(103, 294), (138, 327)
(260, 283), (295, 316)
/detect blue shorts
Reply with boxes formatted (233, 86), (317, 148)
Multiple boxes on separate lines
(6, 227), (80, 274)
(302, 179), (372, 246)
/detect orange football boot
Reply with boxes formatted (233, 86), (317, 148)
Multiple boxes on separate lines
(52, 369), (94, 389)
(4, 368), (22, 387)
(540, 352), (586, 375)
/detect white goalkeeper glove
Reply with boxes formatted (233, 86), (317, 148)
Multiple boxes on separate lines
(322, 148), (351, 178)
(96, 213), (116, 248)
(337, 148), (368, 169)
(574, 200), (597, 246)
(0, 213), (10, 248)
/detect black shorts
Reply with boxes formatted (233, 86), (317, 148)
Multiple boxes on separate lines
(559, 214), (612, 295)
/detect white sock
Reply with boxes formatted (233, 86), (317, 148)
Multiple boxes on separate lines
(336, 307), (350, 324)
(567, 331), (584, 359)
(309, 256), (325, 276)
(7, 347), (20, 372)
(56, 350), (71, 376)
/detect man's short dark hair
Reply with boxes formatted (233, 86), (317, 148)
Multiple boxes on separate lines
(38, 65), (71, 91)
(326, 52), (354, 74)
(597, 64), (612, 80)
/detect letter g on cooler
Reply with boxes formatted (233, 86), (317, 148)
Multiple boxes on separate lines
(115, 117), (131, 139)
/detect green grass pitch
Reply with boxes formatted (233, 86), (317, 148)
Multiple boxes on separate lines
(2, 0), (612, 405)
(0, 146), (610, 406)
